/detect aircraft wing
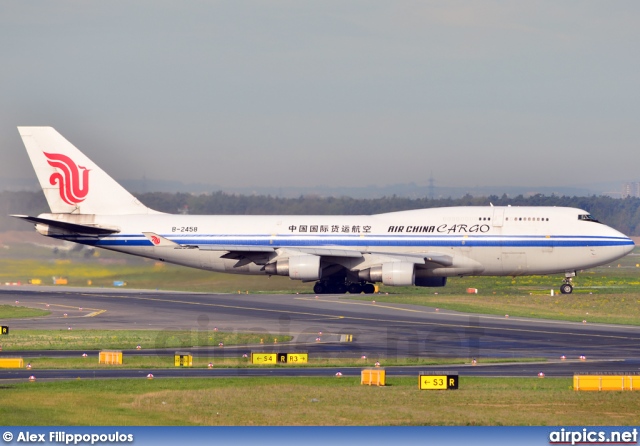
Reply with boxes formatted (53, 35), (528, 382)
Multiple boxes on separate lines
(142, 232), (370, 269)
(142, 233), (362, 257)
(362, 252), (454, 268)
(141, 233), (453, 268)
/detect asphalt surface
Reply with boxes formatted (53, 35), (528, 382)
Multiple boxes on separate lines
(1, 286), (639, 380)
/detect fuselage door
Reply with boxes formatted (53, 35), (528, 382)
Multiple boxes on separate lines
(492, 208), (504, 227)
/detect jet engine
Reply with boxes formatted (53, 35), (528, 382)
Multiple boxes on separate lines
(264, 255), (321, 281)
(358, 262), (415, 286)
(358, 263), (448, 287)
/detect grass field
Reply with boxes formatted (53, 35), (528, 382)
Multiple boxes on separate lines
(355, 291), (640, 325)
(0, 304), (50, 319)
(1, 248), (639, 325)
(9, 355), (545, 369)
(0, 329), (288, 351)
(0, 241), (638, 426)
(0, 376), (639, 426)
(0, 257), (313, 294)
(1, 245), (638, 296)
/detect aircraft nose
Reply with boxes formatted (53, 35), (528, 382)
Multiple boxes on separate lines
(622, 238), (635, 256)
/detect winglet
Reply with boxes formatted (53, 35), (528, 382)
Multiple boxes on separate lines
(142, 232), (181, 247)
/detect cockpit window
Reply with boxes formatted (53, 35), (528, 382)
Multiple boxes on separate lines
(578, 214), (600, 223)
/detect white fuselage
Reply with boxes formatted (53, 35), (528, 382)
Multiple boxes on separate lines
(41, 206), (634, 279)
(19, 127), (634, 292)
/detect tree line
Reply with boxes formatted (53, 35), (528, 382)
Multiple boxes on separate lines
(2, 190), (639, 236)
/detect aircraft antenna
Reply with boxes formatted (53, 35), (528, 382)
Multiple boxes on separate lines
(428, 172), (435, 200)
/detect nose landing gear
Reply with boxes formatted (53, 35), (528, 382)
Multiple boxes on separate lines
(560, 282), (573, 294)
(560, 272), (576, 294)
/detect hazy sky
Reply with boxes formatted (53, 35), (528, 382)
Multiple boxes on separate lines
(1, 1), (639, 190)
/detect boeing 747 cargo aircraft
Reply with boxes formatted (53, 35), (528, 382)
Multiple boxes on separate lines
(13, 127), (634, 294)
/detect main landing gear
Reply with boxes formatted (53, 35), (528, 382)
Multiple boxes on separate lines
(313, 280), (375, 295)
(560, 272), (576, 294)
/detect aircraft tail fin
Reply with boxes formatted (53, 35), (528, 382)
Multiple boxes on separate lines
(18, 126), (158, 215)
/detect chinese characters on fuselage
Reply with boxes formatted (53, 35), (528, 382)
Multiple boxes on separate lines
(285, 223), (490, 234)
(288, 224), (372, 233)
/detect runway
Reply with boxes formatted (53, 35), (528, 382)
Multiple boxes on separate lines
(1, 286), (640, 379)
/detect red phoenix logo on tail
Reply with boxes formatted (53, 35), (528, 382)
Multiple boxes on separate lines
(44, 152), (90, 205)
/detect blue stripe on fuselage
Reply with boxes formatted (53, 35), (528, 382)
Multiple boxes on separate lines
(55, 234), (634, 249)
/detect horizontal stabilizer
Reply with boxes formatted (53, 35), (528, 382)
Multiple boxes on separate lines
(11, 215), (120, 235)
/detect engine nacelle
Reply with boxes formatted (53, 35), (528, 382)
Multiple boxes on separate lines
(264, 255), (321, 281)
(264, 260), (289, 276)
(358, 262), (415, 286)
